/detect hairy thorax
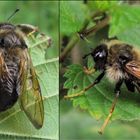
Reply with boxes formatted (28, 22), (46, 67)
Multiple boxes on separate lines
(106, 64), (126, 82)
(105, 43), (133, 82)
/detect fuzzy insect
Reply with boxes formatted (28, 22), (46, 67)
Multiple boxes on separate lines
(65, 39), (140, 134)
(85, 39), (140, 134)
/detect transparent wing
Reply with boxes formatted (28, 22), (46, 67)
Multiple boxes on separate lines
(125, 60), (140, 79)
(18, 49), (44, 129)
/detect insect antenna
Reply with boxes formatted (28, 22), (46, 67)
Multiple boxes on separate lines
(7, 8), (20, 22)
(82, 52), (92, 59)
(98, 92), (120, 134)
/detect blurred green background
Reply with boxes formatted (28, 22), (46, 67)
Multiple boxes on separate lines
(61, 100), (140, 140)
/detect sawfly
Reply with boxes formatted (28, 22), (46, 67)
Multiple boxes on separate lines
(0, 9), (44, 129)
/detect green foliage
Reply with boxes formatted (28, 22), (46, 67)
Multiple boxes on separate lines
(63, 1), (140, 126)
(60, 1), (89, 36)
(88, 1), (118, 11)
(109, 5), (140, 46)
(64, 61), (140, 122)
(61, 1), (140, 47)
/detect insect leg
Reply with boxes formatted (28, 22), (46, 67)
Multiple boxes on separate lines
(98, 79), (123, 134)
(132, 81), (140, 93)
(64, 71), (105, 99)
(125, 79), (135, 92)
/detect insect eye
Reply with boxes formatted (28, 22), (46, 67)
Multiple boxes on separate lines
(92, 44), (108, 60)
(95, 51), (104, 57)
(94, 50), (106, 61)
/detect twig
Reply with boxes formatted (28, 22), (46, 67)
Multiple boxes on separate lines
(79, 16), (110, 37)
(60, 35), (79, 62)
(64, 82), (96, 99)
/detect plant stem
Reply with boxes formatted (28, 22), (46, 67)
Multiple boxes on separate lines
(80, 16), (110, 37)
(64, 82), (96, 99)
(60, 34), (79, 62)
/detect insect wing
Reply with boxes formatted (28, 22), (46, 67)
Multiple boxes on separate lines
(125, 61), (140, 79)
(19, 49), (44, 129)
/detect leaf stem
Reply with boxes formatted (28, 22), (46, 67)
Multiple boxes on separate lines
(60, 35), (79, 62)
(64, 82), (96, 99)
(79, 16), (110, 37)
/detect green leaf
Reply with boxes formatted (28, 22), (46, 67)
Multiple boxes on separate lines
(60, 1), (89, 35)
(117, 25), (140, 47)
(64, 63), (140, 122)
(87, 1), (118, 12)
(0, 34), (59, 139)
(87, 56), (94, 69)
(109, 5), (140, 46)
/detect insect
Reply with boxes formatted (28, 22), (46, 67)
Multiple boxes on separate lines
(0, 10), (44, 129)
(65, 39), (140, 134)
(84, 39), (140, 134)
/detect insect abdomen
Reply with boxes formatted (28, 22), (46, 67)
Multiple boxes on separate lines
(0, 61), (19, 111)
